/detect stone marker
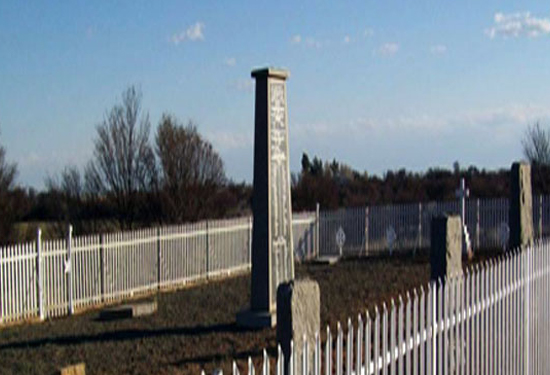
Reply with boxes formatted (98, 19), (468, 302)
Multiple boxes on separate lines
(58, 363), (85, 375)
(99, 300), (157, 320)
(237, 68), (294, 328)
(509, 162), (534, 250)
(277, 279), (320, 375)
(430, 214), (462, 281)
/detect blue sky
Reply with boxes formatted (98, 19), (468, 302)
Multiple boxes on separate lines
(1, 1), (550, 188)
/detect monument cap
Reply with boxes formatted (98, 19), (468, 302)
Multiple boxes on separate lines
(251, 67), (290, 79)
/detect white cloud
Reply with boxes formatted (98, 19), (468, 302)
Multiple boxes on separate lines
(207, 131), (252, 151)
(430, 44), (447, 55)
(224, 57), (236, 67)
(294, 104), (550, 138)
(305, 37), (324, 49)
(375, 42), (399, 57)
(290, 34), (325, 48)
(364, 28), (374, 37)
(290, 34), (302, 44)
(343, 35), (352, 44)
(171, 22), (205, 45)
(485, 12), (550, 39)
(231, 79), (255, 93)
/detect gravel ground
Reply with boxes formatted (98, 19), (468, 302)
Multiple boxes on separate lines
(0, 250), (496, 375)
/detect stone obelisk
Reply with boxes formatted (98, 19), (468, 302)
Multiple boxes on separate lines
(237, 67), (294, 328)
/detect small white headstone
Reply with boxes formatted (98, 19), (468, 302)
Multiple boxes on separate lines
(335, 226), (346, 256)
(386, 226), (397, 255)
(499, 222), (510, 250)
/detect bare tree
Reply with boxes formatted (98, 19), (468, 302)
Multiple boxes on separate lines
(45, 166), (84, 235)
(156, 114), (225, 222)
(522, 122), (550, 165)
(85, 86), (157, 229)
(0, 135), (17, 242)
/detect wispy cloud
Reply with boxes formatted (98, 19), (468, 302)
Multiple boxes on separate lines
(343, 35), (352, 44)
(224, 57), (236, 67)
(430, 44), (447, 55)
(290, 34), (326, 48)
(364, 28), (374, 37)
(290, 34), (302, 44)
(294, 104), (550, 138)
(305, 37), (324, 48)
(206, 131), (253, 151)
(485, 12), (550, 39)
(171, 22), (205, 45)
(230, 79), (254, 93)
(375, 42), (399, 57)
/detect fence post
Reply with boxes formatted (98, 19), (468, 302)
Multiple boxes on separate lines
(66, 225), (74, 315)
(206, 221), (210, 278)
(248, 216), (253, 264)
(476, 198), (480, 249)
(431, 281), (437, 374)
(315, 203), (320, 258)
(36, 228), (44, 320)
(99, 234), (105, 303)
(364, 206), (369, 256)
(418, 203), (423, 250)
(539, 195), (543, 239)
(524, 250), (530, 375)
(157, 227), (161, 289)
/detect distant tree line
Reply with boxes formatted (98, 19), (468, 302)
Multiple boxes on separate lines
(1, 90), (550, 244)
(292, 152), (550, 211)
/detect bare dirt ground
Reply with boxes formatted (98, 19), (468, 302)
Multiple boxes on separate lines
(0, 250), (497, 375)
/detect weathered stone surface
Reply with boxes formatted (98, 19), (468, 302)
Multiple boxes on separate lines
(238, 67), (295, 328)
(277, 279), (320, 375)
(58, 363), (85, 375)
(99, 301), (157, 320)
(430, 214), (462, 281)
(509, 162), (534, 250)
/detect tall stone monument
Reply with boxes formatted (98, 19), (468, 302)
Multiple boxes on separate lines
(237, 68), (294, 328)
(509, 162), (534, 250)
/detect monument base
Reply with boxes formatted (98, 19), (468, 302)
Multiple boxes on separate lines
(236, 309), (276, 328)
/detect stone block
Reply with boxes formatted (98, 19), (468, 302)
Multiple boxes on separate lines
(99, 300), (157, 320)
(431, 214), (462, 281)
(58, 363), (85, 375)
(509, 162), (534, 249)
(277, 279), (320, 375)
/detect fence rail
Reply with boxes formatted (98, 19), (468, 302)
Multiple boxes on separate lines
(229, 240), (550, 375)
(0, 214), (315, 325)
(2, 195), (549, 326)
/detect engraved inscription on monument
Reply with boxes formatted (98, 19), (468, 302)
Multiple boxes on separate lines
(269, 81), (293, 306)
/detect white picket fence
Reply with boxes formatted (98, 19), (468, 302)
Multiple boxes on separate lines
(226, 240), (550, 375)
(319, 195), (550, 256)
(0, 215), (316, 325)
(2, 195), (549, 326)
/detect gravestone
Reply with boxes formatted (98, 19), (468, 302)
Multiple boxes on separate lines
(277, 279), (320, 375)
(430, 214), (462, 281)
(237, 68), (294, 328)
(509, 162), (534, 250)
